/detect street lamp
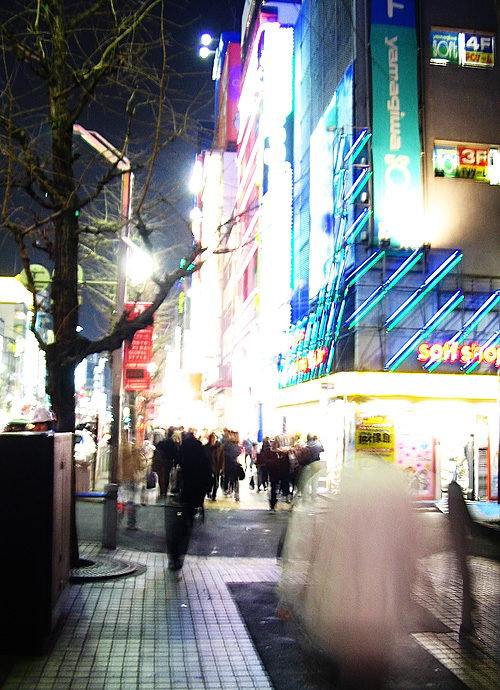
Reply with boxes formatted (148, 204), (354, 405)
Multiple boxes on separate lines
(199, 32), (217, 59)
(73, 124), (133, 485)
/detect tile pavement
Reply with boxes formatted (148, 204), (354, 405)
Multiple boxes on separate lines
(4, 547), (280, 690)
(411, 552), (500, 690)
(2, 480), (500, 690)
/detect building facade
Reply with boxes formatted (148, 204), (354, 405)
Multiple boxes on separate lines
(277, 0), (500, 500)
(0, 277), (47, 426)
(192, 0), (500, 501)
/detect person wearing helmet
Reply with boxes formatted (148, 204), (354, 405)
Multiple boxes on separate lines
(32, 408), (56, 432)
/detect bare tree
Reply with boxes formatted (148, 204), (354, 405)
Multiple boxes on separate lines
(0, 0), (209, 433)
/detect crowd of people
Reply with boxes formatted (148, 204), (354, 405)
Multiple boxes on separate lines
(149, 427), (245, 504)
(119, 426), (325, 577)
(120, 427), (325, 522)
(253, 433), (324, 512)
(147, 428), (323, 512)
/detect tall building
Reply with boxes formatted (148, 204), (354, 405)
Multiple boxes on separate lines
(276, 0), (500, 500)
(193, 0), (500, 501)
(188, 33), (242, 432)
(0, 277), (47, 424)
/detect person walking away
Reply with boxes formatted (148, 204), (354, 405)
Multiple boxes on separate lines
(165, 431), (211, 578)
(178, 430), (212, 523)
(205, 432), (225, 501)
(257, 437), (290, 513)
(222, 430), (243, 501)
(447, 479), (477, 640)
(298, 433), (324, 500)
(243, 436), (253, 470)
(255, 438), (270, 492)
(120, 443), (147, 530)
(153, 426), (179, 497)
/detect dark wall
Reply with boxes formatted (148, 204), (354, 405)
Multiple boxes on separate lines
(420, 0), (500, 275)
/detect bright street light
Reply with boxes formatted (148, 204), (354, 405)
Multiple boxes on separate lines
(198, 32), (216, 59)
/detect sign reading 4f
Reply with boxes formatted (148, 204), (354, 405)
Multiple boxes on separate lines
(461, 33), (495, 67)
(431, 29), (495, 68)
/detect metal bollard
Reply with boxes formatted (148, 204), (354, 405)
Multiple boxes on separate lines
(103, 483), (118, 550)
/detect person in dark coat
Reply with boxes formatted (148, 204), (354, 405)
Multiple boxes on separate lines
(221, 429), (243, 501)
(205, 432), (225, 501)
(178, 430), (212, 522)
(153, 426), (178, 497)
(165, 431), (211, 578)
(257, 437), (290, 513)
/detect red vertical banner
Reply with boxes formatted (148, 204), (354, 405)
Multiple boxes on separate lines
(123, 301), (153, 391)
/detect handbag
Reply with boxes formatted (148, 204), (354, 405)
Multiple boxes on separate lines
(169, 465), (182, 494)
(146, 470), (157, 489)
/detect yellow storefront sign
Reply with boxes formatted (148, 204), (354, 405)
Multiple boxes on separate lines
(355, 413), (395, 468)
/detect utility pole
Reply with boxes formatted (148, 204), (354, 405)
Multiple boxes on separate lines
(73, 124), (133, 485)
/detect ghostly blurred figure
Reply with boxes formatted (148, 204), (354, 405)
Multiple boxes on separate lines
(278, 460), (417, 690)
(447, 480), (476, 639)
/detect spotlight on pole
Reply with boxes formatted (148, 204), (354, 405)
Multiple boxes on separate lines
(198, 32), (216, 59)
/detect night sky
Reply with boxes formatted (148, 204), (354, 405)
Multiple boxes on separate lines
(187, 0), (244, 38)
(0, 0), (245, 278)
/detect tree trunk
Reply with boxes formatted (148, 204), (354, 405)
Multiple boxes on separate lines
(46, 5), (82, 566)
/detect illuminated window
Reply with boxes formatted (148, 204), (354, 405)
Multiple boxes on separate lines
(430, 28), (495, 68)
(434, 141), (500, 184)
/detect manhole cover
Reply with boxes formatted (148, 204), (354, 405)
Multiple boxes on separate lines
(70, 557), (141, 581)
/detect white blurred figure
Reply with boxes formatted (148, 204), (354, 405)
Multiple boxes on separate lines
(278, 459), (417, 690)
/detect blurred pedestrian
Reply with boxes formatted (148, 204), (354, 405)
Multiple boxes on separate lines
(153, 426), (179, 497)
(297, 433), (324, 500)
(448, 479), (477, 640)
(165, 430), (211, 579)
(222, 429), (243, 501)
(243, 436), (253, 470)
(279, 460), (417, 690)
(255, 438), (270, 492)
(205, 432), (225, 501)
(257, 437), (290, 513)
(178, 430), (212, 522)
(120, 443), (147, 530)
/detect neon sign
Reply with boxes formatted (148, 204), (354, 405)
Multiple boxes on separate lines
(290, 347), (328, 375)
(417, 341), (500, 368)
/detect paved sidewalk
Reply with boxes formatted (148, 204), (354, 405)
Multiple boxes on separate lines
(2, 544), (499, 689)
(411, 552), (500, 690)
(2, 478), (500, 690)
(4, 546), (280, 690)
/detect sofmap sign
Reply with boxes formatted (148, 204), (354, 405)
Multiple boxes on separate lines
(370, 0), (422, 246)
(417, 341), (500, 368)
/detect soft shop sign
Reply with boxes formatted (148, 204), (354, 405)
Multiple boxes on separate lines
(417, 341), (500, 368)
